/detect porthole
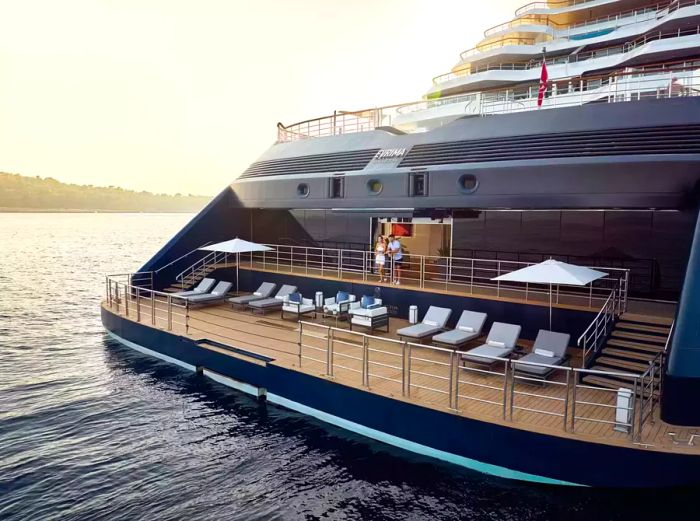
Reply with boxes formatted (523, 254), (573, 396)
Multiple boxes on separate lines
(297, 183), (310, 198)
(367, 179), (383, 195)
(458, 174), (478, 193)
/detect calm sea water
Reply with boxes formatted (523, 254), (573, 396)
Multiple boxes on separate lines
(0, 213), (697, 521)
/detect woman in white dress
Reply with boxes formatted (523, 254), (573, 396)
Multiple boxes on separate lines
(375, 236), (387, 282)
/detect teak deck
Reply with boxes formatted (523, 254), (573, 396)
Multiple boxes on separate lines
(104, 291), (698, 456)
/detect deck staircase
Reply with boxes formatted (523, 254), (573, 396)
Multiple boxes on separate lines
(163, 251), (237, 293)
(581, 312), (672, 392)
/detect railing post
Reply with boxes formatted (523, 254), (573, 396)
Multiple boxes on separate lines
(321, 249), (324, 277)
(151, 290), (156, 325)
(339, 249), (343, 280)
(167, 295), (172, 331)
(298, 322), (303, 366)
(115, 283), (120, 313)
(407, 342), (412, 396)
(326, 326), (332, 376)
(497, 261), (501, 297)
(402, 341), (408, 396)
(185, 301), (189, 334)
(448, 351), (455, 410)
(503, 360), (510, 420)
(107, 278), (112, 308)
(136, 287), (141, 322)
(329, 327), (335, 376)
(470, 259), (474, 294)
(571, 372), (578, 432)
(563, 369), (571, 432)
(362, 335), (369, 387)
(508, 363), (515, 420)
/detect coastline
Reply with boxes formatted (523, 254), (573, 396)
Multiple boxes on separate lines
(0, 207), (199, 214)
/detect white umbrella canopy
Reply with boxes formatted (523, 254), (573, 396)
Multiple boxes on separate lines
(492, 260), (608, 329)
(199, 238), (273, 293)
(199, 238), (273, 254)
(492, 259), (608, 286)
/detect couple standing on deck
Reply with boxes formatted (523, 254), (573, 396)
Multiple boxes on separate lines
(375, 234), (402, 285)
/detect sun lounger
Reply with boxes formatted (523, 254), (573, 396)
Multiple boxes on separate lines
(248, 284), (297, 314)
(432, 310), (487, 349)
(180, 281), (233, 305)
(397, 306), (452, 341)
(512, 330), (571, 380)
(171, 277), (216, 297)
(462, 322), (521, 365)
(228, 282), (276, 308)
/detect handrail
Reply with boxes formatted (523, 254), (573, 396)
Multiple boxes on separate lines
(516, 0), (602, 17)
(154, 241), (214, 274)
(437, 23), (700, 86)
(278, 62), (700, 142)
(577, 287), (618, 367)
(103, 275), (660, 443)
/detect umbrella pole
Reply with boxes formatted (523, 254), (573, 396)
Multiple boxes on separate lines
(236, 252), (239, 294)
(549, 283), (552, 330)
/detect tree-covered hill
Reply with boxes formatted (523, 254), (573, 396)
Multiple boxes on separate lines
(0, 172), (212, 212)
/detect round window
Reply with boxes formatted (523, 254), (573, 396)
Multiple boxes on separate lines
(458, 174), (478, 193)
(367, 179), (383, 195)
(297, 183), (310, 197)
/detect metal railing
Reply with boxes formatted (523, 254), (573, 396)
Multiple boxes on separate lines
(105, 275), (189, 333)
(436, 22), (700, 86)
(102, 274), (661, 444)
(277, 64), (700, 141)
(215, 243), (630, 310)
(483, 2), (687, 40)
(154, 241), (214, 274)
(296, 321), (660, 442)
(175, 249), (232, 285)
(577, 288), (620, 367)
(516, 0), (603, 17)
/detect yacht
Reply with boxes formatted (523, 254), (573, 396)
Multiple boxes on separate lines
(102, 0), (700, 487)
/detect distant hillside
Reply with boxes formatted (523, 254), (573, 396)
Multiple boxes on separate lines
(0, 172), (212, 212)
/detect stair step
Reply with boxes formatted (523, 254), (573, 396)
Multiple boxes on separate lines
(590, 365), (658, 382)
(606, 338), (664, 354)
(581, 375), (658, 398)
(171, 283), (190, 289)
(616, 322), (670, 335)
(582, 374), (635, 391)
(611, 330), (667, 345)
(602, 347), (658, 362)
(620, 313), (673, 326)
(596, 356), (651, 373)
(163, 287), (182, 293)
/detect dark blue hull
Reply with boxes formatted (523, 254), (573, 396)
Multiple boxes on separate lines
(101, 306), (700, 488)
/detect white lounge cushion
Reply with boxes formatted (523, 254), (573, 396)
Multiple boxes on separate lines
(534, 348), (555, 358)
(487, 340), (506, 348)
(424, 320), (438, 327)
(458, 326), (475, 333)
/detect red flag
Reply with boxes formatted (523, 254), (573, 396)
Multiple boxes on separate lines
(537, 60), (548, 107)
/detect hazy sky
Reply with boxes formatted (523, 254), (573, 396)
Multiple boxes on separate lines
(1, 0), (522, 195)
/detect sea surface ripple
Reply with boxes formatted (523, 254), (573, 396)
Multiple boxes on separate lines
(0, 213), (696, 521)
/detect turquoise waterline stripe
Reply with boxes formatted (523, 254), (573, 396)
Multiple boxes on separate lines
(105, 328), (584, 487)
(266, 393), (583, 487)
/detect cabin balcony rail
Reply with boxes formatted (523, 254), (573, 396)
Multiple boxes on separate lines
(100, 274), (667, 446)
(436, 23), (700, 86)
(277, 66), (700, 142)
(483, 1), (693, 40)
(515, 0), (604, 17)
(459, 37), (538, 61)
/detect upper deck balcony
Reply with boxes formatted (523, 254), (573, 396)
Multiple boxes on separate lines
(461, 0), (700, 66)
(515, 0), (621, 17)
(276, 64), (700, 140)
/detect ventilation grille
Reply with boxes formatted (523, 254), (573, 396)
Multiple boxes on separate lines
(399, 125), (700, 168)
(241, 149), (380, 179)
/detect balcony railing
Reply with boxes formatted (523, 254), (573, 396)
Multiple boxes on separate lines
(438, 22), (700, 86)
(278, 65), (700, 141)
(515, 0), (602, 17)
